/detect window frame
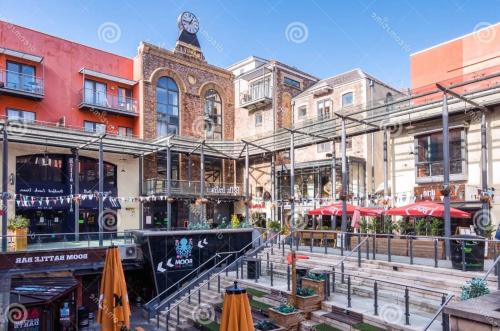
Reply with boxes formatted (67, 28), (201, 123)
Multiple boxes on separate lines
(118, 126), (133, 137)
(284, 76), (301, 89)
(316, 99), (331, 120)
(316, 141), (331, 153)
(83, 121), (106, 134)
(414, 127), (467, 183)
(341, 92), (354, 107)
(255, 112), (263, 127)
(297, 105), (307, 119)
(7, 108), (36, 123)
(156, 76), (179, 137)
(204, 89), (223, 140)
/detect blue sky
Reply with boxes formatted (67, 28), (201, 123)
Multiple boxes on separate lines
(1, 0), (499, 87)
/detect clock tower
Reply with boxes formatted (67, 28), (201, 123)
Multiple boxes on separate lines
(174, 11), (205, 61)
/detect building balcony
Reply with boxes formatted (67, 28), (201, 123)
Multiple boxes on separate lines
(78, 88), (139, 117)
(240, 87), (273, 111)
(0, 69), (44, 100)
(143, 179), (244, 198)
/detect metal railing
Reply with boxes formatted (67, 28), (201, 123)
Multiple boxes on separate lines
(143, 179), (244, 197)
(423, 294), (454, 331)
(147, 229), (284, 324)
(294, 229), (500, 274)
(79, 88), (138, 114)
(249, 255), (450, 329)
(1, 231), (137, 252)
(0, 69), (44, 95)
(240, 84), (273, 106)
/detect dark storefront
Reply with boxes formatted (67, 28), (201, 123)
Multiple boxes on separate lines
(9, 277), (78, 331)
(15, 154), (120, 237)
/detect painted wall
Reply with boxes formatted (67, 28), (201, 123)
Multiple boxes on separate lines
(0, 21), (138, 135)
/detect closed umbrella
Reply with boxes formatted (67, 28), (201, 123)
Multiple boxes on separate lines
(97, 246), (131, 331)
(385, 201), (471, 218)
(220, 281), (253, 331)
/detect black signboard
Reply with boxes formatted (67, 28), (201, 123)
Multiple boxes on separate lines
(137, 229), (254, 296)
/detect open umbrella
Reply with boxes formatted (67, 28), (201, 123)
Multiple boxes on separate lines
(219, 281), (253, 331)
(385, 201), (471, 218)
(309, 203), (384, 217)
(97, 246), (131, 331)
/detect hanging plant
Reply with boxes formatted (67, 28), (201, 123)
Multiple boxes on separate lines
(8, 216), (30, 231)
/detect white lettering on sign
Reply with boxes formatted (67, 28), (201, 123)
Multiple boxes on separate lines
(14, 253), (89, 264)
(208, 186), (240, 195)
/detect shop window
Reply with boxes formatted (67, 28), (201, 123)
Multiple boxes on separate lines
(16, 155), (64, 183)
(204, 89), (223, 140)
(415, 128), (466, 180)
(157, 76), (179, 137)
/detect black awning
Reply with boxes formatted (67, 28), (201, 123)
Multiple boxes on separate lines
(79, 197), (121, 210)
(10, 277), (78, 306)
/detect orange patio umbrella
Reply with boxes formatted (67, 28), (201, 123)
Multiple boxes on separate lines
(219, 281), (253, 331)
(97, 246), (131, 331)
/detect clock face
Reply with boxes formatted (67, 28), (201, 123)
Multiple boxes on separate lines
(178, 11), (199, 34)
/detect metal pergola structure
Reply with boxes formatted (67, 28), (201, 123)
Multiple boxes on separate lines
(1, 68), (500, 254)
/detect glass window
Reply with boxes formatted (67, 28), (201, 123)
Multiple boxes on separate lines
(204, 89), (223, 140)
(16, 155), (64, 183)
(6, 61), (36, 92)
(84, 79), (107, 107)
(317, 142), (331, 153)
(157, 77), (179, 137)
(284, 77), (301, 89)
(118, 127), (133, 137)
(84, 121), (106, 133)
(255, 112), (263, 127)
(342, 92), (353, 107)
(7, 109), (35, 123)
(298, 106), (307, 119)
(249, 78), (271, 100)
(317, 99), (331, 119)
(415, 128), (465, 178)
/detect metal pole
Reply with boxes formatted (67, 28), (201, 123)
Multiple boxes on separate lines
(290, 131), (295, 248)
(74, 149), (80, 240)
(98, 138), (104, 247)
(166, 145), (172, 230)
(332, 141), (337, 229)
(245, 143), (249, 224)
(481, 111), (489, 230)
(383, 129), (388, 198)
(200, 143), (205, 223)
(271, 153), (276, 221)
(341, 118), (348, 251)
(138, 155), (143, 229)
(2, 128), (8, 253)
(442, 95), (451, 258)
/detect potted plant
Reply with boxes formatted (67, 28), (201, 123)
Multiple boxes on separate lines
(289, 287), (321, 314)
(267, 220), (281, 243)
(430, 217), (443, 236)
(268, 304), (303, 331)
(231, 214), (241, 229)
(8, 215), (29, 251)
(302, 272), (326, 300)
(460, 278), (490, 300)
(254, 319), (285, 331)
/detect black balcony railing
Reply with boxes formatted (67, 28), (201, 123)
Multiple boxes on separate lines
(143, 179), (244, 197)
(79, 88), (138, 115)
(0, 69), (44, 97)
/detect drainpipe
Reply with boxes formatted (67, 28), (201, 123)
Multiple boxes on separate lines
(2, 127), (8, 253)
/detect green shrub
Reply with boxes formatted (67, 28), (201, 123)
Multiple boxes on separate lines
(305, 272), (325, 281)
(267, 220), (281, 232)
(360, 218), (368, 233)
(7, 216), (30, 231)
(460, 278), (490, 300)
(430, 217), (443, 236)
(255, 319), (279, 330)
(415, 219), (429, 236)
(296, 287), (316, 297)
(274, 303), (296, 314)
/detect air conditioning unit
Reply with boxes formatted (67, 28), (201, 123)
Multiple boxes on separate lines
(119, 244), (139, 260)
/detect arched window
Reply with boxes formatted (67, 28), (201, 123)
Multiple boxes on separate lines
(385, 92), (393, 112)
(204, 89), (222, 140)
(156, 77), (179, 136)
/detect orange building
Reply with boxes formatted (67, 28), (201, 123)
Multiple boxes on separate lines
(0, 20), (138, 135)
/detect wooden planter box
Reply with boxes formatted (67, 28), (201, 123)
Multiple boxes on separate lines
(268, 308), (303, 331)
(288, 294), (321, 314)
(412, 239), (445, 259)
(375, 237), (408, 256)
(302, 278), (325, 301)
(12, 228), (28, 251)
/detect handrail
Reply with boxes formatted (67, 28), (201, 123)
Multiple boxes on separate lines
(482, 255), (500, 282)
(423, 294), (454, 331)
(146, 229), (281, 314)
(159, 230), (285, 319)
(334, 235), (369, 267)
(0, 230), (137, 239)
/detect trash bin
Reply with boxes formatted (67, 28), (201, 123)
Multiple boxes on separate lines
(245, 257), (260, 280)
(451, 235), (485, 271)
(77, 306), (89, 328)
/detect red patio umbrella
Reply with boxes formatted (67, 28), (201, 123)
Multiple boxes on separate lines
(309, 203), (384, 217)
(385, 201), (471, 218)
